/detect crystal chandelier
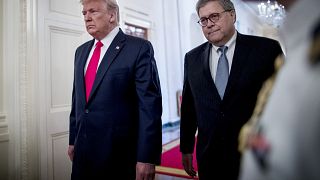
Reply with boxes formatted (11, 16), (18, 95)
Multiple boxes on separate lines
(257, 0), (286, 28)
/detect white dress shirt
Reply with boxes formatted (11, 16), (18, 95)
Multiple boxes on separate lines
(209, 32), (237, 82)
(84, 26), (120, 74)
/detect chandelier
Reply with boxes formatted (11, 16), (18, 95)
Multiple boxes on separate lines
(257, 0), (286, 28)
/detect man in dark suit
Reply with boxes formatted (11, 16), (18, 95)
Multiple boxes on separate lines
(67, 0), (162, 179)
(179, 0), (282, 179)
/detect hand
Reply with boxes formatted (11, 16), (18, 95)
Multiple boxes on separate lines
(135, 162), (155, 180)
(182, 153), (197, 177)
(68, 145), (74, 161)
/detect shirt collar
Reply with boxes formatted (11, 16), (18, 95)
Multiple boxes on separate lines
(211, 31), (237, 53)
(94, 26), (120, 47)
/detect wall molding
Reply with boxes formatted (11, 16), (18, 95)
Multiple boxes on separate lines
(0, 113), (9, 142)
(0, 113), (6, 121)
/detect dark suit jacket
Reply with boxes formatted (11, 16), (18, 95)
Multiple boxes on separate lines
(69, 29), (162, 180)
(180, 32), (282, 179)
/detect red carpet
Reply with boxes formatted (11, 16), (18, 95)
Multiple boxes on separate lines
(156, 139), (198, 179)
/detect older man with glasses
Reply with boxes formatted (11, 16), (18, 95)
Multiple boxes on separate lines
(179, 0), (283, 179)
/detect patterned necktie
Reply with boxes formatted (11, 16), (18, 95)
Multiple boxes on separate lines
(85, 41), (103, 102)
(215, 46), (229, 99)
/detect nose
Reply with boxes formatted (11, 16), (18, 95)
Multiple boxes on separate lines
(84, 13), (91, 22)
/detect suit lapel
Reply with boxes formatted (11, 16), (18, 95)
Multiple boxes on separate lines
(223, 33), (250, 101)
(87, 30), (126, 102)
(203, 42), (212, 81)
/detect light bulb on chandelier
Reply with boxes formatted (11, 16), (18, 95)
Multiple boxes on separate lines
(257, 0), (286, 28)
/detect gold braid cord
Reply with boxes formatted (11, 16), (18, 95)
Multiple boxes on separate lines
(238, 55), (284, 153)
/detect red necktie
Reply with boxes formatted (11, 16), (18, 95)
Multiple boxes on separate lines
(85, 41), (103, 102)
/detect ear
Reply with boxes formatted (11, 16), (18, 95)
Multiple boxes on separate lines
(231, 10), (236, 23)
(109, 11), (117, 23)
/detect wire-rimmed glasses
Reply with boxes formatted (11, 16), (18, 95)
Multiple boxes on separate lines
(197, 10), (233, 27)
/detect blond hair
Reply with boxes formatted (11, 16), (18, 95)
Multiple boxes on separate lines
(80, 0), (120, 23)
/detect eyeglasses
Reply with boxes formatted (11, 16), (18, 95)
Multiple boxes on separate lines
(197, 10), (233, 27)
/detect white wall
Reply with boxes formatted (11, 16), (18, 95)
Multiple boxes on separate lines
(178, 0), (206, 55)
(149, 0), (172, 124)
(0, 0), (9, 179)
(233, 0), (264, 35)
(159, 0), (184, 123)
(0, 0), (3, 112)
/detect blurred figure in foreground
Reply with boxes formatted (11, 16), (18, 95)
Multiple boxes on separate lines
(239, 0), (320, 179)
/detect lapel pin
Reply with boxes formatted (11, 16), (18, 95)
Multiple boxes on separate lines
(116, 46), (120, 50)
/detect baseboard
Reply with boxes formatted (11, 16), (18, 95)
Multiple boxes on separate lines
(162, 119), (180, 130)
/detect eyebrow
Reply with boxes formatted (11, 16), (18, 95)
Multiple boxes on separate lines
(82, 8), (98, 14)
(201, 13), (219, 18)
(200, 12), (219, 19)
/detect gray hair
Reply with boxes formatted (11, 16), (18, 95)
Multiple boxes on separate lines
(196, 0), (235, 15)
(80, 0), (120, 23)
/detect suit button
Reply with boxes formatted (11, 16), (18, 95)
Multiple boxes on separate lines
(85, 109), (89, 114)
